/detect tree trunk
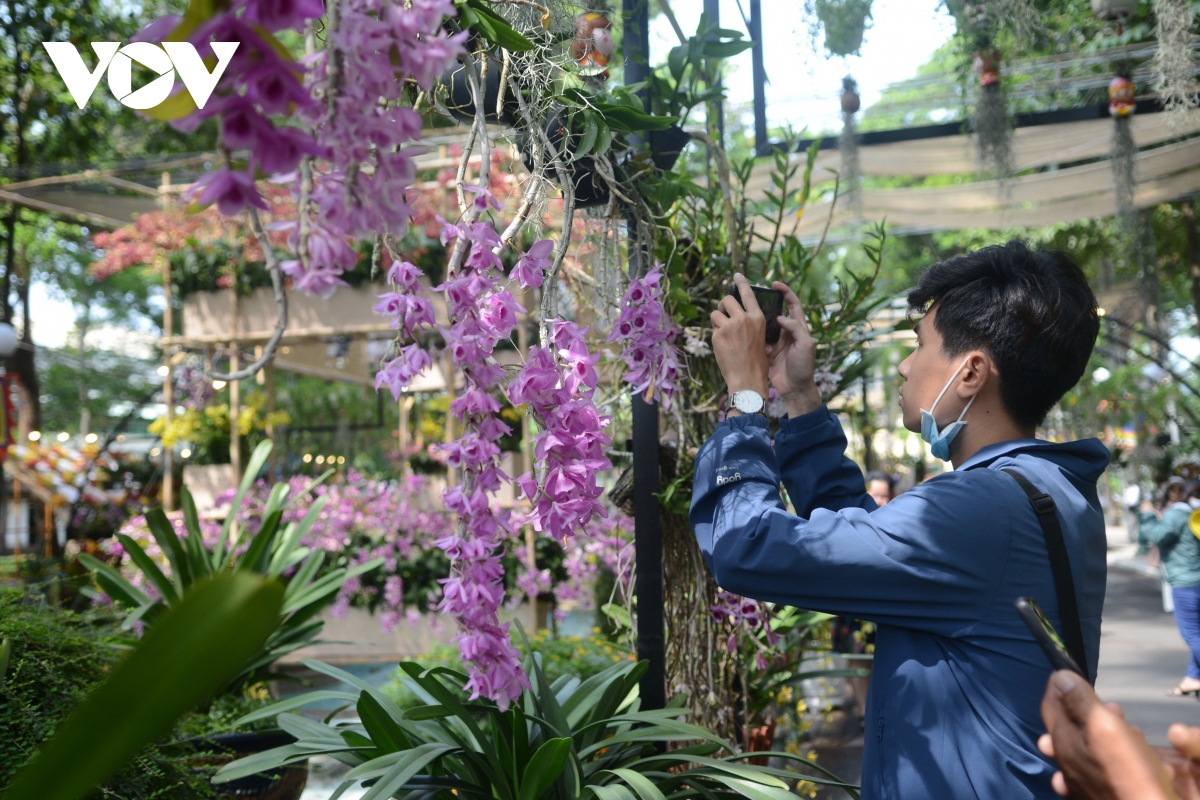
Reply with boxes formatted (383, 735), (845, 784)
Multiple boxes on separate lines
(1183, 200), (1200, 338)
(11, 268), (39, 433)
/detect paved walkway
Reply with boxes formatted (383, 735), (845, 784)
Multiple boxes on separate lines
(1098, 541), (1200, 746)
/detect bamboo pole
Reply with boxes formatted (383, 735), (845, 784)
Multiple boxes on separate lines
(160, 172), (175, 511)
(230, 290), (242, 483)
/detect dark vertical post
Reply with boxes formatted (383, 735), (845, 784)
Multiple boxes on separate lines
(622, 0), (666, 714)
(703, 0), (725, 146)
(748, 0), (769, 156)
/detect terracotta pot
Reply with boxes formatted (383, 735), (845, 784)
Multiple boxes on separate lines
(973, 48), (1001, 88)
(841, 77), (861, 115)
(572, 12), (616, 78)
(746, 720), (777, 766)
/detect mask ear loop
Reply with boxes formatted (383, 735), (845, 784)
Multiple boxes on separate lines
(928, 357), (974, 417)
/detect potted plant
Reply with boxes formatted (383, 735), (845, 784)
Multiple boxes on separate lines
(814, 0), (873, 57)
(645, 16), (753, 169)
(215, 627), (860, 799)
(440, 55), (521, 126)
(79, 440), (383, 800)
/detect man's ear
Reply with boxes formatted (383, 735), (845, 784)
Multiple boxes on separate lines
(955, 351), (992, 399)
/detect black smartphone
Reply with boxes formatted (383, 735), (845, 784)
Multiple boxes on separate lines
(728, 284), (784, 345)
(1015, 596), (1085, 676)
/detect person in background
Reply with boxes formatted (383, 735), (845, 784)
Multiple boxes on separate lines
(1140, 475), (1200, 697)
(864, 470), (896, 507)
(1040, 669), (1200, 799)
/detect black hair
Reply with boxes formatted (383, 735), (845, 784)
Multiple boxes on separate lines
(864, 470), (895, 494)
(907, 239), (1099, 428)
(1184, 479), (1200, 501)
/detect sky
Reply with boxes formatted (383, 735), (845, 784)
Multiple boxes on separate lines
(650, 0), (957, 137)
(29, 0), (958, 352)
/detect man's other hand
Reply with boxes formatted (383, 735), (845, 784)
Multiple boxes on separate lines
(711, 273), (770, 400)
(767, 280), (821, 417)
(1039, 670), (1176, 800)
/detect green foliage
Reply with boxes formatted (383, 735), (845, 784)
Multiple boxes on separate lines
(4, 572), (284, 800)
(0, 589), (215, 799)
(383, 631), (632, 708)
(456, 0), (536, 52)
(78, 440), (383, 692)
(218, 631), (859, 799)
(813, 0), (873, 57)
(645, 15), (754, 126)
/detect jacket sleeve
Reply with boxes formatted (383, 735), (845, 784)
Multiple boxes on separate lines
(774, 405), (877, 516)
(1140, 510), (1180, 548)
(689, 414), (1013, 636)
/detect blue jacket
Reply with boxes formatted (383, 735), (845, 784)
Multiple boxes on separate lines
(690, 407), (1109, 800)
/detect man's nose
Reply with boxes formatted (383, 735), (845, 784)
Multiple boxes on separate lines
(897, 353), (913, 379)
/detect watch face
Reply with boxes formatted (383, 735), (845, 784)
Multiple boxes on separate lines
(734, 390), (765, 414)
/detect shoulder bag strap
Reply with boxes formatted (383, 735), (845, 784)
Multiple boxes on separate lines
(1002, 468), (1091, 682)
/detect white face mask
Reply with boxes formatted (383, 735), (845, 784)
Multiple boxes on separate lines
(920, 358), (975, 461)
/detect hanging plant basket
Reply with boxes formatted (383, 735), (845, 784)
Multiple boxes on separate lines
(518, 107), (612, 209)
(814, 0), (873, 57)
(648, 125), (691, 171)
(440, 56), (520, 127)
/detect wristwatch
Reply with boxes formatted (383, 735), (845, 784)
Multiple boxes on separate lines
(726, 389), (767, 418)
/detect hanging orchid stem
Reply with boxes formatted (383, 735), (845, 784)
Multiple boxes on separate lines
(497, 50), (512, 120)
(511, 79), (574, 345)
(210, 204), (289, 381)
(324, 0), (344, 112)
(448, 53), (492, 275)
(688, 129), (740, 270)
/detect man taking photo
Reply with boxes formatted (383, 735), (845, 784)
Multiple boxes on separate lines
(691, 240), (1108, 799)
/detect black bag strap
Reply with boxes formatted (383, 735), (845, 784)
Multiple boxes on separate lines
(1003, 468), (1091, 682)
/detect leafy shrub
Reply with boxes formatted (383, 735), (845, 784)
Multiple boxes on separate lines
(0, 588), (215, 798)
(382, 629), (632, 707)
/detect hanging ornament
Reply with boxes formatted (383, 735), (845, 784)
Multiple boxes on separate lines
(1110, 69), (1139, 239)
(972, 45), (1014, 185)
(839, 76), (863, 222)
(841, 76), (861, 115)
(1109, 75), (1137, 117)
(1151, 0), (1199, 123)
(1092, 0), (1139, 33)
(572, 12), (616, 80)
(973, 47), (1002, 88)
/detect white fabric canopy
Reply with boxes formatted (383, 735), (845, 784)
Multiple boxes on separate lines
(741, 113), (1200, 239)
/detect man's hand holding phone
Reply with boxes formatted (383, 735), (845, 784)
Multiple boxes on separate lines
(711, 273), (823, 418)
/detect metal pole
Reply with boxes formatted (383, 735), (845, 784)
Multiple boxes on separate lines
(703, 0), (724, 146)
(623, 0), (666, 714)
(748, 0), (769, 156)
(159, 173), (175, 511)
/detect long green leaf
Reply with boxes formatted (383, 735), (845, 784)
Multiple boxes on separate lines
(518, 738), (571, 800)
(361, 743), (458, 800)
(144, 507), (192, 590)
(78, 553), (150, 608)
(234, 691), (360, 726)
(704, 775), (795, 800)
(215, 743), (339, 783)
(4, 571), (284, 800)
(268, 495), (327, 577)
(359, 691), (413, 754)
(116, 533), (179, 605)
(605, 769), (667, 800)
(236, 509), (284, 573)
(215, 439), (272, 565)
(0, 636), (9, 683)
(180, 487), (212, 578)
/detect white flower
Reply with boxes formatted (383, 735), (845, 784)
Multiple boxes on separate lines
(683, 329), (711, 357)
(814, 370), (842, 396)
